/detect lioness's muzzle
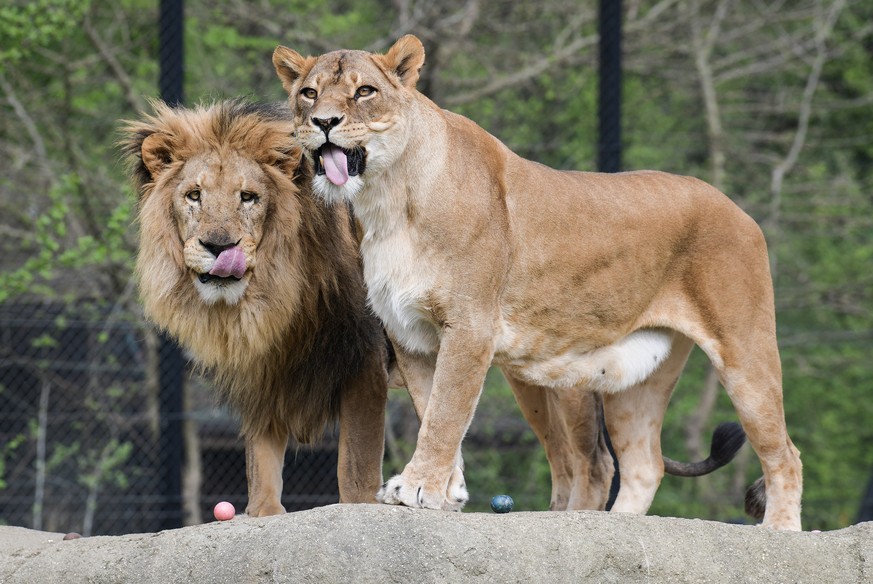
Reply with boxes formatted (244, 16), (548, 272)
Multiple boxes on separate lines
(314, 143), (367, 185)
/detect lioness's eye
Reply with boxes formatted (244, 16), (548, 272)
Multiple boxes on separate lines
(300, 87), (317, 100)
(355, 85), (377, 99)
(240, 191), (259, 203)
(186, 189), (201, 202)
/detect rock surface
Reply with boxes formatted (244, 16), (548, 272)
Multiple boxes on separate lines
(1, 505), (869, 583)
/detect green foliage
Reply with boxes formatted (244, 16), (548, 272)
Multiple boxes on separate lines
(0, 174), (134, 304)
(0, 0), (91, 68)
(79, 439), (133, 491)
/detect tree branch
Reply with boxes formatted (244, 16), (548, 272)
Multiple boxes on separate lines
(83, 9), (145, 113)
(769, 0), (846, 223)
(0, 72), (53, 177)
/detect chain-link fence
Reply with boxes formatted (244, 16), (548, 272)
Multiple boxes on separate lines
(0, 297), (548, 535)
(0, 298), (373, 535)
(1, 300), (167, 535)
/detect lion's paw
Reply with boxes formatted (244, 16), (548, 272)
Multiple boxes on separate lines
(376, 473), (466, 512)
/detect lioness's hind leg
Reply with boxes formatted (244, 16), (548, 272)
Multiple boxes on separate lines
(562, 390), (613, 511)
(337, 352), (388, 503)
(508, 379), (572, 510)
(244, 430), (289, 517)
(507, 374), (612, 511)
(715, 340), (802, 531)
(604, 334), (694, 514)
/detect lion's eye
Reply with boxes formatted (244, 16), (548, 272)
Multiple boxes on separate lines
(240, 191), (259, 203)
(300, 87), (318, 100)
(186, 189), (201, 202)
(355, 85), (377, 99)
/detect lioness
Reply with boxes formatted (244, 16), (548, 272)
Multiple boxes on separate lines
(121, 100), (388, 516)
(273, 36), (801, 530)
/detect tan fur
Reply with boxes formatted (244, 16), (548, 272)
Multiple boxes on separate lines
(273, 36), (802, 530)
(120, 100), (387, 517)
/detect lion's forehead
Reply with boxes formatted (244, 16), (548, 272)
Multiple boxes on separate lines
(180, 153), (268, 193)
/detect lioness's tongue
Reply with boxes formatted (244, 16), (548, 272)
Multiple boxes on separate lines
(209, 246), (246, 279)
(322, 144), (349, 186)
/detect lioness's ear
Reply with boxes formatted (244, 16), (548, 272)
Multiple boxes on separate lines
(273, 46), (316, 95)
(141, 133), (174, 179)
(381, 35), (426, 88)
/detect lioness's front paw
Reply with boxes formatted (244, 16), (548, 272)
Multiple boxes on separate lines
(447, 465), (469, 508)
(376, 473), (467, 512)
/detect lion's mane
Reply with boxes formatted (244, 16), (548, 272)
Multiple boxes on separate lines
(121, 100), (382, 442)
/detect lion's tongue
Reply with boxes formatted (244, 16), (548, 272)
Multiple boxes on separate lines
(322, 145), (349, 186)
(209, 246), (246, 278)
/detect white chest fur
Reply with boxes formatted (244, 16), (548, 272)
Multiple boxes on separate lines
(351, 148), (449, 355)
(359, 222), (441, 356)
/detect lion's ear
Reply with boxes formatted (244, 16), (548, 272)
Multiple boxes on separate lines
(273, 46), (315, 95)
(381, 35), (425, 88)
(141, 133), (174, 179)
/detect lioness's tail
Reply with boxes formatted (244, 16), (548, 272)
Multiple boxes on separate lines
(663, 422), (747, 477)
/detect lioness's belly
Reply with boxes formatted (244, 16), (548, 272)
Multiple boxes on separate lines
(495, 325), (675, 392)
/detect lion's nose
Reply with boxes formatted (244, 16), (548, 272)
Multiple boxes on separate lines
(200, 239), (239, 258)
(311, 115), (344, 133)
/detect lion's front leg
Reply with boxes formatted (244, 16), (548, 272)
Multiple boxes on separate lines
(244, 430), (288, 517)
(377, 329), (493, 511)
(337, 352), (388, 503)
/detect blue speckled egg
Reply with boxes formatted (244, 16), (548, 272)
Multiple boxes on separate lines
(490, 494), (514, 513)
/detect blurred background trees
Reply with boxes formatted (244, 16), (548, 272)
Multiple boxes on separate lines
(1, 0), (871, 532)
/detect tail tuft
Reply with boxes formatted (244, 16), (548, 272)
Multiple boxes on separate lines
(710, 422), (747, 466)
(745, 476), (767, 521)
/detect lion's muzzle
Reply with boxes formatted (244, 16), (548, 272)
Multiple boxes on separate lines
(208, 245), (246, 278)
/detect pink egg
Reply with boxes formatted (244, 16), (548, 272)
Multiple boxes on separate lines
(213, 501), (235, 521)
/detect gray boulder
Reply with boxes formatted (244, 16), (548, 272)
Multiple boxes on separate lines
(1, 504), (869, 583)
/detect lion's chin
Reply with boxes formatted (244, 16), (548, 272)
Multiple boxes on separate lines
(193, 274), (249, 306)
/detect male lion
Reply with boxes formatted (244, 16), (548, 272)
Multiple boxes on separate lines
(120, 100), (388, 517)
(273, 36), (800, 530)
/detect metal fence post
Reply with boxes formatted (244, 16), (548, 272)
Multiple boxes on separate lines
(158, 0), (185, 530)
(598, 0), (622, 174)
(160, 0), (184, 106)
(598, 0), (623, 510)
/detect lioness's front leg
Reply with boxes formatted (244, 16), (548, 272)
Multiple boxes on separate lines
(244, 430), (289, 517)
(378, 328), (494, 510)
(386, 346), (469, 508)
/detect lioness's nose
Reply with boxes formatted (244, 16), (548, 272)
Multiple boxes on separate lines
(311, 115), (344, 132)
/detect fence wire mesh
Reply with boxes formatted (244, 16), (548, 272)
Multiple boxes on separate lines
(0, 296), (548, 535)
(0, 300), (356, 535)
